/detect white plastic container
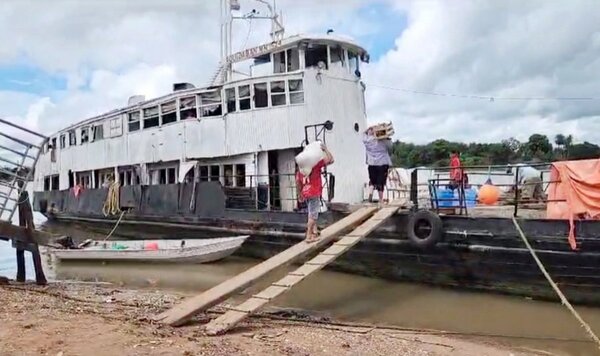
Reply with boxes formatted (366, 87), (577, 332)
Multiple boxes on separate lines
(295, 141), (325, 176)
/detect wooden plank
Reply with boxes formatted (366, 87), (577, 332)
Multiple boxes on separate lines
(155, 207), (377, 326)
(289, 263), (322, 277)
(0, 221), (61, 247)
(273, 274), (305, 287)
(203, 204), (401, 335)
(253, 285), (288, 300)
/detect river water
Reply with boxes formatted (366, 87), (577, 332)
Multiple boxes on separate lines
(2, 218), (600, 355)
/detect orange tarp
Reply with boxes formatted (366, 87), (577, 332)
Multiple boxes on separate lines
(547, 159), (600, 250)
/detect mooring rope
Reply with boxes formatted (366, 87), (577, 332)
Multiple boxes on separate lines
(101, 181), (124, 242)
(512, 216), (600, 351)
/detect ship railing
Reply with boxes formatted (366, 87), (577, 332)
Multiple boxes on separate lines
(407, 162), (565, 217)
(0, 118), (48, 222)
(198, 171), (334, 212)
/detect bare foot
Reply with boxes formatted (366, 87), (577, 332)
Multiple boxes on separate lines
(305, 234), (319, 243)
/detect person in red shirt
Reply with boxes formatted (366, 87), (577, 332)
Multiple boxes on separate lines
(449, 150), (463, 190)
(296, 144), (334, 243)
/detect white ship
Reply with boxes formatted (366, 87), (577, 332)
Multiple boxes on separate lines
(33, 0), (371, 218)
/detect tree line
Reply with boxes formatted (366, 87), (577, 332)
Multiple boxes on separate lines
(391, 134), (600, 168)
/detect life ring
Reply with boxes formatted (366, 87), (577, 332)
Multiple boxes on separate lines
(407, 210), (443, 249)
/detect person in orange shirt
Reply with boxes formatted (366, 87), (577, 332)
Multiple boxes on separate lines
(449, 150), (463, 190)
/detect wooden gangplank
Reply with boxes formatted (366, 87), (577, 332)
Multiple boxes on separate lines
(204, 204), (401, 335)
(155, 206), (378, 326)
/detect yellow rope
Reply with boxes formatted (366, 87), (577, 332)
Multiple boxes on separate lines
(512, 217), (600, 351)
(102, 181), (121, 217)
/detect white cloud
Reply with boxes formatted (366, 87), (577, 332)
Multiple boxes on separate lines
(365, 0), (600, 144)
(2, 0), (600, 147)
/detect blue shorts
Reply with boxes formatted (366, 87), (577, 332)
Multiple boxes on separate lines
(306, 197), (320, 220)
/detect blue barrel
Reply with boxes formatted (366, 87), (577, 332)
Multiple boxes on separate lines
(436, 188), (455, 208)
(465, 188), (477, 207)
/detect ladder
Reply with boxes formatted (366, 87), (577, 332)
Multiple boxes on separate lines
(204, 204), (401, 335)
(0, 118), (47, 223)
(155, 206), (378, 326)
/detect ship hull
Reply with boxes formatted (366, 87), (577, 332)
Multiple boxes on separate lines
(34, 185), (600, 305)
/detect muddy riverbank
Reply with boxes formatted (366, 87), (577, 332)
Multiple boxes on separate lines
(0, 282), (543, 356)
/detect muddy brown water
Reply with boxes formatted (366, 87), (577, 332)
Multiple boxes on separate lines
(33, 222), (600, 355)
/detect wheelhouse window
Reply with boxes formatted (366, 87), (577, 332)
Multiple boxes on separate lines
(180, 96), (197, 120)
(68, 130), (76, 146)
(271, 81), (286, 106)
(143, 106), (159, 129)
(239, 85), (251, 110)
(200, 91), (222, 117)
(60, 134), (66, 149)
(330, 46), (345, 67)
(273, 51), (286, 74)
(349, 51), (359, 74)
(289, 79), (304, 104)
(92, 124), (104, 141)
(161, 100), (177, 125)
(287, 48), (300, 71)
(253, 83), (268, 108)
(128, 111), (141, 132)
(225, 88), (236, 113)
(305, 44), (328, 69)
(80, 127), (89, 144)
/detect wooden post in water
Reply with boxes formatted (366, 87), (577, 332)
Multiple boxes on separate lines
(15, 186), (46, 285)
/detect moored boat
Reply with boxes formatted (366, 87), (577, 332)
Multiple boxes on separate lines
(51, 235), (249, 263)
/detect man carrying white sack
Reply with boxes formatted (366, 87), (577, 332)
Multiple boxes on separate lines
(296, 143), (334, 243)
(363, 126), (393, 207)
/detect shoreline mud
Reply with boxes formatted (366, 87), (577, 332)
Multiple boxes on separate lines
(0, 281), (546, 355)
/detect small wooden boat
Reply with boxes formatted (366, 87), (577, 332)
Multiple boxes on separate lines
(51, 236), (249, 263)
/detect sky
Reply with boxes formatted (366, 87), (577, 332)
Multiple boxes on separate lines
(1, 0), (600, 144)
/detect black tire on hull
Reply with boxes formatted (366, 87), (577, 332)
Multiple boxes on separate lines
(407, 210), (443, 249)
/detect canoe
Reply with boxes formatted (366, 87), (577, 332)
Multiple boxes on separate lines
(51, 235), (249, 263)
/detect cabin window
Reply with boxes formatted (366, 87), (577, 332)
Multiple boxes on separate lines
(225, 88), (236, 113)
(119, 167), (139, 186)
(273, 51), (286, 74)
(167, 167), (177, 184)
(180, 96), (197, 120)
(287, 48), (300, 71)
(68, 130), (76, 146)
(161, 100), (177, 125)
(60, 134), (66, 149)
(81, 127), (89, 144)
(271, 81), (286, 106)
(199, 166), (209, 182)
(200, 91), (222, 117)
(235, 164), (246, 187)
(45, 175), (59, 191)
(76, 172), (92, 188)
(253, 83), (268, 108)
(224, 164), (234, 187)
(305, 44), (328, 69)
(128, 111), (141, 132)
(210, 165), (220, 182)
(330, 46), (345, 67)
(149, 165), (178, 185)
(143, 106), (159, 129)
(239, 85), (251, 110)
(349, 51), (359, 74)
(92, 124), (104, 141)
(289, 79), (304, 104)
(97, 170), (114, 188)
(109, 117), (123, 137)
(50, 137), (57, 162)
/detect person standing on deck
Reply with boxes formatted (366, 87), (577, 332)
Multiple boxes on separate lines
(449, 150), (463, 190)
(296, 144), (334, 243)
(363, 127), (392, 206)
(507, 163), (545, 202)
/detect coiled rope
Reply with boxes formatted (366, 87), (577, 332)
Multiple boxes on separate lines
(512, 217), (600, 351)
(102, 181), (125, 242)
